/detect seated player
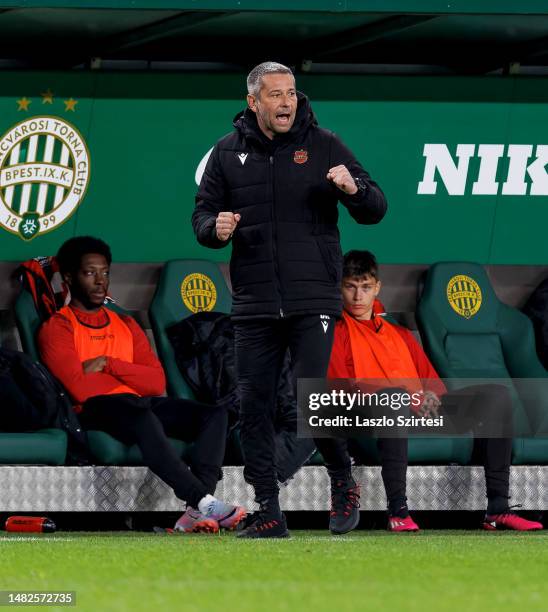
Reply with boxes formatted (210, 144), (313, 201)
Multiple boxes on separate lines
(38, 236), (245, 534)
(321, 249), (542, 533)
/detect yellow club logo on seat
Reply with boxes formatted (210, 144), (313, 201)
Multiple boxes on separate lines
(446, 275), (482, 319)
(180, 273), (217, 313)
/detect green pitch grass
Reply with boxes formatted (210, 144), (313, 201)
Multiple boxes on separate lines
(1, 530), (547, 612)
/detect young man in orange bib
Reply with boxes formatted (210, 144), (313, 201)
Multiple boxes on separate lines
(321, 250), (542, 534)
(38, 236), (245, 533)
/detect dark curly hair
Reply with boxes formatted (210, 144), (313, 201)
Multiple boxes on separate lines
(56, 236), (112, 278)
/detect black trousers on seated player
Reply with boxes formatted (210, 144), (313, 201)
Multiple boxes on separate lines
(234, 315), (335, 503)
(315, 384), (513, 511)
(79, 394), (228, 509)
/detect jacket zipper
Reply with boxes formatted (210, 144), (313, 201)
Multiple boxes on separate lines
(269, 154), (283, 317)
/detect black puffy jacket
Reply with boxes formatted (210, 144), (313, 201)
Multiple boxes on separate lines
(166, 311), (297, 422)
(192, 93), (387, 318)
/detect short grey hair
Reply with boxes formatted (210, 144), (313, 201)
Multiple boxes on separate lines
(247, 62), (294, 97)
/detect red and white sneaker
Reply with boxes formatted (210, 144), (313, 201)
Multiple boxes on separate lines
(388, 515), (420, 532)
(483, 512), (543, 531)
(174, 507), (219, 533)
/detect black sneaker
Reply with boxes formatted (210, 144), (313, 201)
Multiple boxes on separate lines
(237, 509), (290, 539)
(236, 509), (260, 532)
(329, 478), (360, 535)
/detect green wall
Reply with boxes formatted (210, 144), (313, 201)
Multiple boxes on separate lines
(0, 72), (547, 264)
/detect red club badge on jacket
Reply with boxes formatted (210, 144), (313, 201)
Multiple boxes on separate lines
(294, 149), (308, 164)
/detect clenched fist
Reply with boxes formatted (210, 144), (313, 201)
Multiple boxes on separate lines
(327, 165), (358, 195)
(216, 212), (241, 241)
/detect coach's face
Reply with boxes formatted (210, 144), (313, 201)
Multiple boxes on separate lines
(247, 73), (297, 139)
(65, 253), (110, 312)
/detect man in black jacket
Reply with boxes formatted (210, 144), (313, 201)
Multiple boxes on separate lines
(192, 61), (387, 538)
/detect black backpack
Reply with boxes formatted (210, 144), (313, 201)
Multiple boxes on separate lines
(0, 347), (90, 464)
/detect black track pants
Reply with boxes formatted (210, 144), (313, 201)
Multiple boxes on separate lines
(80, 394), (228, 508)
(234, 315), (335, 502)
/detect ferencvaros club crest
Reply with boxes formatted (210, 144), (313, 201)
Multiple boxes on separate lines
(0, 115), (90, 240)
(180, 273), (218, 313)
(446, 274), (483, 319)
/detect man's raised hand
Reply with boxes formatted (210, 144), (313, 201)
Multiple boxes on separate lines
(216, 212), (241, 241)
(327, 165), (358, 195)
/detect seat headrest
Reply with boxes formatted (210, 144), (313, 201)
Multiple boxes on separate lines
(419, 262), (500, 332)
(152, 259), (232, 326)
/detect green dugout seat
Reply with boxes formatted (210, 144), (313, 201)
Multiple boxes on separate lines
(13, 289), (187, 466)
(149, 259), (233, 398)
(0, 429), (67, 465)
(416, 262), (548, 465)
(148, 260), (248, 464)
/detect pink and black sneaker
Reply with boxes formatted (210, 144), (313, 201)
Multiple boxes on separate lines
(483, 511), (542, 531)
(388, 515), (420, 532)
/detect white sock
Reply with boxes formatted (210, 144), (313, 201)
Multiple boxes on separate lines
(198, 494), (216, 515)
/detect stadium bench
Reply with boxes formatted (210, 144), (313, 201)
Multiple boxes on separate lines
(4, 259), (548, 511)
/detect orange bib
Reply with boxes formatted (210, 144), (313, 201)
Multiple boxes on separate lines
(60, 306), (137, 396)
(342, 310), (422, 393)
